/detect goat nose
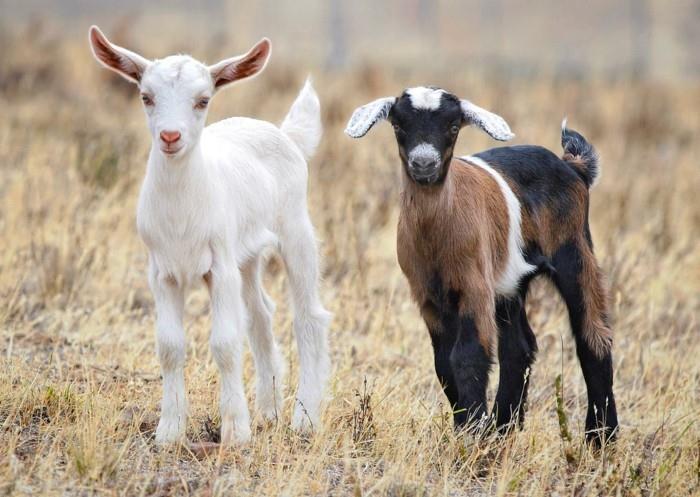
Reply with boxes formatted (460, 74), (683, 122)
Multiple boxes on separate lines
(411, 156), (437, 170)
(160, 130), (181, 144)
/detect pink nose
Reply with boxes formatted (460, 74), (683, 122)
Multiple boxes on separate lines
(160, 130), (181, 144)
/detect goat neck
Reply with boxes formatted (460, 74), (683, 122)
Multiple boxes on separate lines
(400, 162), (457, 224)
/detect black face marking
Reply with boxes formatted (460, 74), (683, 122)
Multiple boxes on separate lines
(389, 89), (464, 185)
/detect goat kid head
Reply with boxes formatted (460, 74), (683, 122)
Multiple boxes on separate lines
(89, 26), (270, 160)
(345, 87), (514, 185)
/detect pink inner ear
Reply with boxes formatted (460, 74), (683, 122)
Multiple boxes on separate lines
(213, 40), (270, 89)
(91, 31), (122, 70)
(90, 28), (142, 82)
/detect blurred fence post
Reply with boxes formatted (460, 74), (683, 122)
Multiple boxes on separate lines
(326, 0), (347, 70)
(629, 0), (651, 79)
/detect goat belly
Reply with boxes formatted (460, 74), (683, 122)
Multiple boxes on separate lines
(149, 241), (213, 288)
(195, 245), (213, 277)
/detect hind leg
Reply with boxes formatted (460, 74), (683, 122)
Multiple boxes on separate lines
(492, 294), (537, 431)
(552, 238), (618, 445)
(279, 211), (331, 432)
(241, 256), (285, 422)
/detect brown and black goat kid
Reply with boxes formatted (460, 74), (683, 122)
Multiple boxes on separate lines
(345, 87), (618, 445)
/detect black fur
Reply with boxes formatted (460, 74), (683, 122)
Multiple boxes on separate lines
(492, 292), (537, 431)
(550, 241), (618, 444)
(430, 327), (459, 408)
(387, 104), (617, 442)
(447, 144), (617, 444)
(473, 145), (584, 216)
(425, 273), (492, 429)
(389, 91), (463, 185)
(450, 315), (492, 428)
(561, 125), (600, 187)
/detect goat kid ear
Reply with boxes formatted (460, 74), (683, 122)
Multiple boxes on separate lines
(460, 99), (514, 141)
(209, 38), (271, 91)
(344, 97), (396, 138)
(88, 25), (150, 84)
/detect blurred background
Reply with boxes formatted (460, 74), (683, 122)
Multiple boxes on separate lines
(1, 2), (698, 495)
(2, 0), (700, 80)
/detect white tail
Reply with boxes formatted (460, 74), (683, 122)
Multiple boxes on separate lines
(281, 78), (322, 160)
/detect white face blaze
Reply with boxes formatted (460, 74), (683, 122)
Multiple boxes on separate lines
(406, 86), (446, 111)
(139, 56), (213, 159)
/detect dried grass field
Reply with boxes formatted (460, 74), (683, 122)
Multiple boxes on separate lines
(1, 28), (699, 496)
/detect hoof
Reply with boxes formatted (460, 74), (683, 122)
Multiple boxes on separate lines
(292, 403), (319, 433)
(155, 415), (186, 445)
(220, 415), (252, 446)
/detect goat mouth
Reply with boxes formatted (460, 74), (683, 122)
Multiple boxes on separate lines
(161, 146), (184, 157)
(410, 171), (441, 185)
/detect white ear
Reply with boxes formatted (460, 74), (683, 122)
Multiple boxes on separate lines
(208, 38), (271, 91)
(460, 100), (514, 141)
(344, 97), (396, 138)
(88, 25), (150, 84)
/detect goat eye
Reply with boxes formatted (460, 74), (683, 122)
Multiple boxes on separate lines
(195, 98), (210, 110)
(393, 124), (401, 133)
(450, 125), (460, 135)
(141, 94), (154, 106)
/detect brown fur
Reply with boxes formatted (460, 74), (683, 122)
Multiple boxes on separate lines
(516, 179), (589, 257)
(506, 166), (611, 358)
(398, 152), (611, 359)
(562, 153), (588, 179)
(577, 237), (613, 357)
(397, 159), (510, 353)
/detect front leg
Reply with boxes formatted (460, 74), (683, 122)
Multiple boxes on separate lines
(149, 259), (188, 445)
(449, 313), (493, 429)
(448, 269), (498, 431)
(423, 303), (459, 409)
(492, 296), (537, 431)
(207, 258), (251, 445)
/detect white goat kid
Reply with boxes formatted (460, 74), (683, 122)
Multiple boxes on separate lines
(89, 26), (331, 445)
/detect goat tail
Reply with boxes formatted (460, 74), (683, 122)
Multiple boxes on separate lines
(561, 119), (601, 189)
(281, 78), (322, 161)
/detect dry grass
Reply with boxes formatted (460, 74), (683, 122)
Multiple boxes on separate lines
(1, 29), (699, 497)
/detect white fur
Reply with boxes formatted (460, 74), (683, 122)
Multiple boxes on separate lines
(281, 79), (322, 160)
(461, 156), (535, 296)
(460, 100), (514, 141)
(406, 87), (445, 110)
(409, 142), (441, 165)
(344, 88), (513, 143)
(344, 96), (395, 138)
(90, 28), (330, 445)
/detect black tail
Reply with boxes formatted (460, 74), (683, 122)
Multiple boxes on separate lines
(561, 119), (600, 188)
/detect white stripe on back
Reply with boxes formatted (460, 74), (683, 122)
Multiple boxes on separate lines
(461, 155), (536, 296)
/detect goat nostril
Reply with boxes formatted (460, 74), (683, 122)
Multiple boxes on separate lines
(160, 131), (181, 144)
(411, 158), (437, 170)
